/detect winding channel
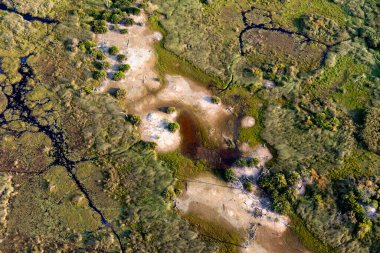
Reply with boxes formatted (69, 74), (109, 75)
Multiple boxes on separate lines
(0, 3), (59, 24)
(238, 5), (342, 68)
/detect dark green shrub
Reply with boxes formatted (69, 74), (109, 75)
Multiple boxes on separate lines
(109, 13), (122, 24)
(247, 157), (259, 167)
(125, 7), (141, 15)
(120, 28), (128, 34)
(236, 158), (248, 167)
(113, 71), (125, 81)
(92, 20), (108, 34)
(167, 122), (180, 133)
(224, 168), (236, 182)
(94, 50), (106, 60)
(118, 64), (130, 72)
(115, 88), (127, 100)
(93, 61), (111, 70)
(126, 114), (141, 126)
(124, 18), (134, 26)
(108, 46), (119, 55)
(78, 40), (95, 53)
(92, 70), (107, 80)
(117, 54), (126, 62)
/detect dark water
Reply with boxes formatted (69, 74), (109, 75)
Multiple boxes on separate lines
(0, 3), (59, 24)
(177, 110), (240, 169)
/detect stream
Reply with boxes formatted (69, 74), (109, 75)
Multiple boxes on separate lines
(0, 56), (124, 252)
(0, 3), (59, 24)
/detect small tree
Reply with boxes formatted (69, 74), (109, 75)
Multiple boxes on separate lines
(118, 64), (130, 72)
(247, 157), (259, 167)
(119, 28), (128, 34)
(244, 181), (254, 192)
(113, 71), (125, 81)
(108, 46), (119, 55)
(93, 70), (107, 80)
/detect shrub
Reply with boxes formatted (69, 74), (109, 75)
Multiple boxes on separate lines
(125, 7), (141, 15)
(244, 181), (254, 192)
(118, 64), (130, 72)
(126, 114), (141, 126)
(124, 18), (134, 26)
(94, 50), (106, 60)
(167, 122), (180, 133)
(92, 70), (107, 80)
(78, 40), (95, 53)
(210, 96), (221, 104)
(224, 168), (236, 182)
(93, 61), (111, 70)
(120, 28), (128, 34)
(236, 158), (248, 167)
(109, 13), (121, 24)
(113, 71), (125, 81)
(115, 88), (127, 100)
(165, 107), (176, 114)
(247, 157), (259, 167)
(117, 54), (126, 62)
(108, 46), (119, 55)
(92, 20), (108, 34)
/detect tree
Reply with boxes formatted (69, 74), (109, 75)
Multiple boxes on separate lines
(108, 46), (119, 55)
(126, 114), (141, 126)
(117, 54), (126, 62)
(93, 70), (107, 80)
(210, 96), (221, 104)
(118, 64), (130, 72)
(113, 71), (125, 81)
(224, 168), (236, 182)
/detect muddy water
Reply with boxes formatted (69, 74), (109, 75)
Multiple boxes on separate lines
(177, 110), (201, 156)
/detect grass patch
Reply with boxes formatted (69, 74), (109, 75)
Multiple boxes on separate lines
(158, 152), (211, 191)
(183, 212), (245, 253)
(289, 212), (333, 253)
(222, 86), (265, 147)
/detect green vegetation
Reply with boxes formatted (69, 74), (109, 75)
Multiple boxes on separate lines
(210, 96), (221, 104)
(115, 87), (127, 100)
(165, 106), (176, 114)
(112, 70), (125, 80)
(167, 122), (180, 133)
(92, 70), (107, 80)
(118, 63), (130, 72)
(125, 114), (141, 126)
(116, 54), (126, 62)
(108, 46), (119, 55)
(363, 108), (380, 154)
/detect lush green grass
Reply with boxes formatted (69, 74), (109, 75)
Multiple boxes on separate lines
(158, 152), (211, 191)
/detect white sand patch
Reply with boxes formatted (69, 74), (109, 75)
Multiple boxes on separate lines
(176, 174), (289, 235)
(96, 12), (162, 99)
(241, 116), (255, 128)
(157, 75), (230, 126)
(140, 111), (181, 152)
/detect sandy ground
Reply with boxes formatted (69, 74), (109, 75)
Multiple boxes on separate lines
(96, 13), (162, 99)
(139, 111), (181, 152)
(241, 116), (255, 128)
